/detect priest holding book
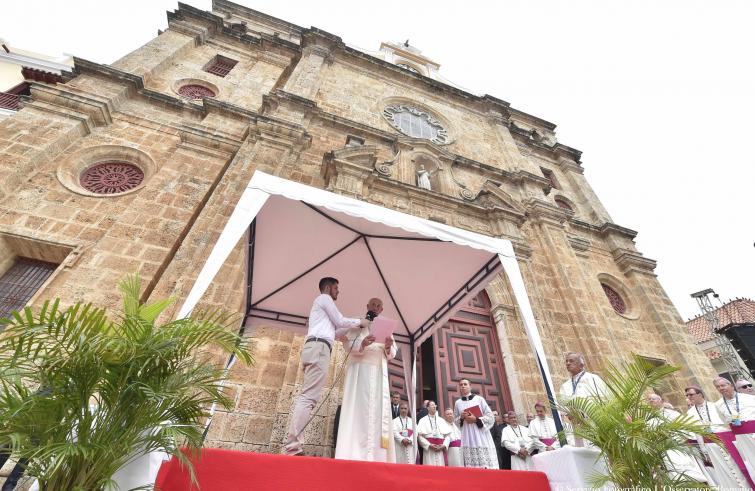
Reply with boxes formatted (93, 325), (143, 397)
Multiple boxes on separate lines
(454, 379), (498, 468)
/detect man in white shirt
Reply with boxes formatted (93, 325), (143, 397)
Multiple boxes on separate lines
(558, 351), (608, 403)
(283, 277), (369, 456)
(528, 401), (559, 452)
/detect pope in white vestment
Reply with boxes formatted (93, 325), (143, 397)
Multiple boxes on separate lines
(501, 414), (536, 470)
(392, 403), (416, 465)
(443, 408), (463, 467)
(454, 379), (498, 468)
(712, 378), (755, 486)
(335, 302), (398, 463)
(417, 402), (452, 466)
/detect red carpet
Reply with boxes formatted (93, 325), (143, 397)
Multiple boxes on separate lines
(155, 449), (551, 491)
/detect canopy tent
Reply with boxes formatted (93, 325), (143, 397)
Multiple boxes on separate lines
(177, 170), (561, 433)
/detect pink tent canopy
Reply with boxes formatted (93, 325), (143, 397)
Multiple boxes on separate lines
(177, 171), (560, 433)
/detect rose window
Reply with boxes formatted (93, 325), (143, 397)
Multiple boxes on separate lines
(382, 104), (449, 144)
(80, 161), (144, 194)
(178, 84), (216, 100)
(601, 283), (627, 314)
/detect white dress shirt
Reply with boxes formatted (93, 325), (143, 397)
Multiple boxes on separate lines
(306, 293), (361, 343)
(714, 392), (755, 423)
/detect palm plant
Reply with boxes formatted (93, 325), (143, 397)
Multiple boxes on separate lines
(558, 354), (717, 489)
(0, 274), (252, 490)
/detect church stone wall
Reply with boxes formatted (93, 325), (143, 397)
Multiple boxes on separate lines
(0, 0), (718, 463)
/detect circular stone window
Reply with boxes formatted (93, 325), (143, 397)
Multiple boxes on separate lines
(383, 104), (449, 144)
(80, 161), (144, 194)
(178, 84), (216, 100)
(601, 283), (627, 315)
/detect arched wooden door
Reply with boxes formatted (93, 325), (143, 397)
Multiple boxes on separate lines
(387, 291), (513, 414)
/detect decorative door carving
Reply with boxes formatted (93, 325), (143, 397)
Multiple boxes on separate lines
(386, 291), (513, 414)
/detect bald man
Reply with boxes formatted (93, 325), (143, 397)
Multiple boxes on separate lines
(335, 297), (398, 462)
(558, 352), (608, 402)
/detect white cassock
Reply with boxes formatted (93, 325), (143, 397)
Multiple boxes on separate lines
(447, 422), (463, 467)
(558, 370), (608, 403)
(454, 394), (498, 468)
(417, 414), (452, 466)
(528, 416), (560, 452)
(714, 393), (755, 485)
(392, 416), (415, 465)
(652, 408), (707, 483)
(501, 424), (536, 470)
(686, 401), (729, 433)
(687, 401), (750, 489)
(335, 329), (397, 462)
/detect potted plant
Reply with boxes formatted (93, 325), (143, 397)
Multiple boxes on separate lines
(558, 354), (717, 489)
(0, 274), (252, 490)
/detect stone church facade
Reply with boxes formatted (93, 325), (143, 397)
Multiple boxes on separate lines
(0, 0), (716, 457)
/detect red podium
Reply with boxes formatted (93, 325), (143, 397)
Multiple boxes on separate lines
(155, 449), (551, 490)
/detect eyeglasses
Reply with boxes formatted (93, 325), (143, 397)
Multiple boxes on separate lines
(685, 392), (699, 397)
(739, 384), (753, 389)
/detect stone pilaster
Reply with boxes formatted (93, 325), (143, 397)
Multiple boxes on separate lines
(282, 31), (341, 101)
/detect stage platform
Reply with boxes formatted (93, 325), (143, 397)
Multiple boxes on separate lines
(155, 449), (552, 490)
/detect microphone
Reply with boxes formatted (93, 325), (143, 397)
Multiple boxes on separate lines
(365, 310), (377, 321)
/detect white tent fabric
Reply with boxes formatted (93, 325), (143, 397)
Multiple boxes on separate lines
(177, 170), (559, 423)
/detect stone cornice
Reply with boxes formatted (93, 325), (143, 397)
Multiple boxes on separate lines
(612, 248), (657, 276)
(523, 198), (569, 226)
(171, 2), (300, 55)
(212, 0), (304, 40)
(600, 222), (638, 241)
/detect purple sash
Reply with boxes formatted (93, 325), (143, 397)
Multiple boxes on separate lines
(715, 430), (755, 488)
(730, 419), (755, 435)
(539, 437), (557, 447)
(449, 440), (461, 448)
(426, 437), (448, 466)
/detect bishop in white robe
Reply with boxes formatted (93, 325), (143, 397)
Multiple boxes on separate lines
(712, 377), (755, 487)
(417, 401), (452, 466)
(646, 394), (708, 484)
(335, 299), (398, 463)
(443, 408), (463, 467)
(528, 403), (560, 452)
(501, 412), (536, 470)
(454, 379), (498, 469)
(392, 403), (416, 465)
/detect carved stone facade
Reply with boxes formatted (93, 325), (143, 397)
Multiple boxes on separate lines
(0, 0), (716, 460)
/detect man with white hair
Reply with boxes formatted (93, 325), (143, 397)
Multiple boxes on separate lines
(647, 393), (708, 483)
(713, 377), (755, 425)
(735, 379), (755, 395)
(558, 352), (608, 402)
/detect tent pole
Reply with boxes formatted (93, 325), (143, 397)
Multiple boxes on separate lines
(535, 354), (565, 444)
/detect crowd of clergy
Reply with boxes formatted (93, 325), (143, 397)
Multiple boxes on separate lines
(388, 351), (755, 488)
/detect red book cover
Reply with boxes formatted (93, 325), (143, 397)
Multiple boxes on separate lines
(465, 405), (483, 418)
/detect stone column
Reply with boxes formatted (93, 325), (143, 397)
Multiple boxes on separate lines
(282, 32), (341, 101)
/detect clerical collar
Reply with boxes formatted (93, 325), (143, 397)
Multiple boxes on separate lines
(461, 394), (475, 401)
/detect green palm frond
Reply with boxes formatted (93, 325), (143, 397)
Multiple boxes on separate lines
(557, 354), (716, 489)
(0, 273), (253, 490)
